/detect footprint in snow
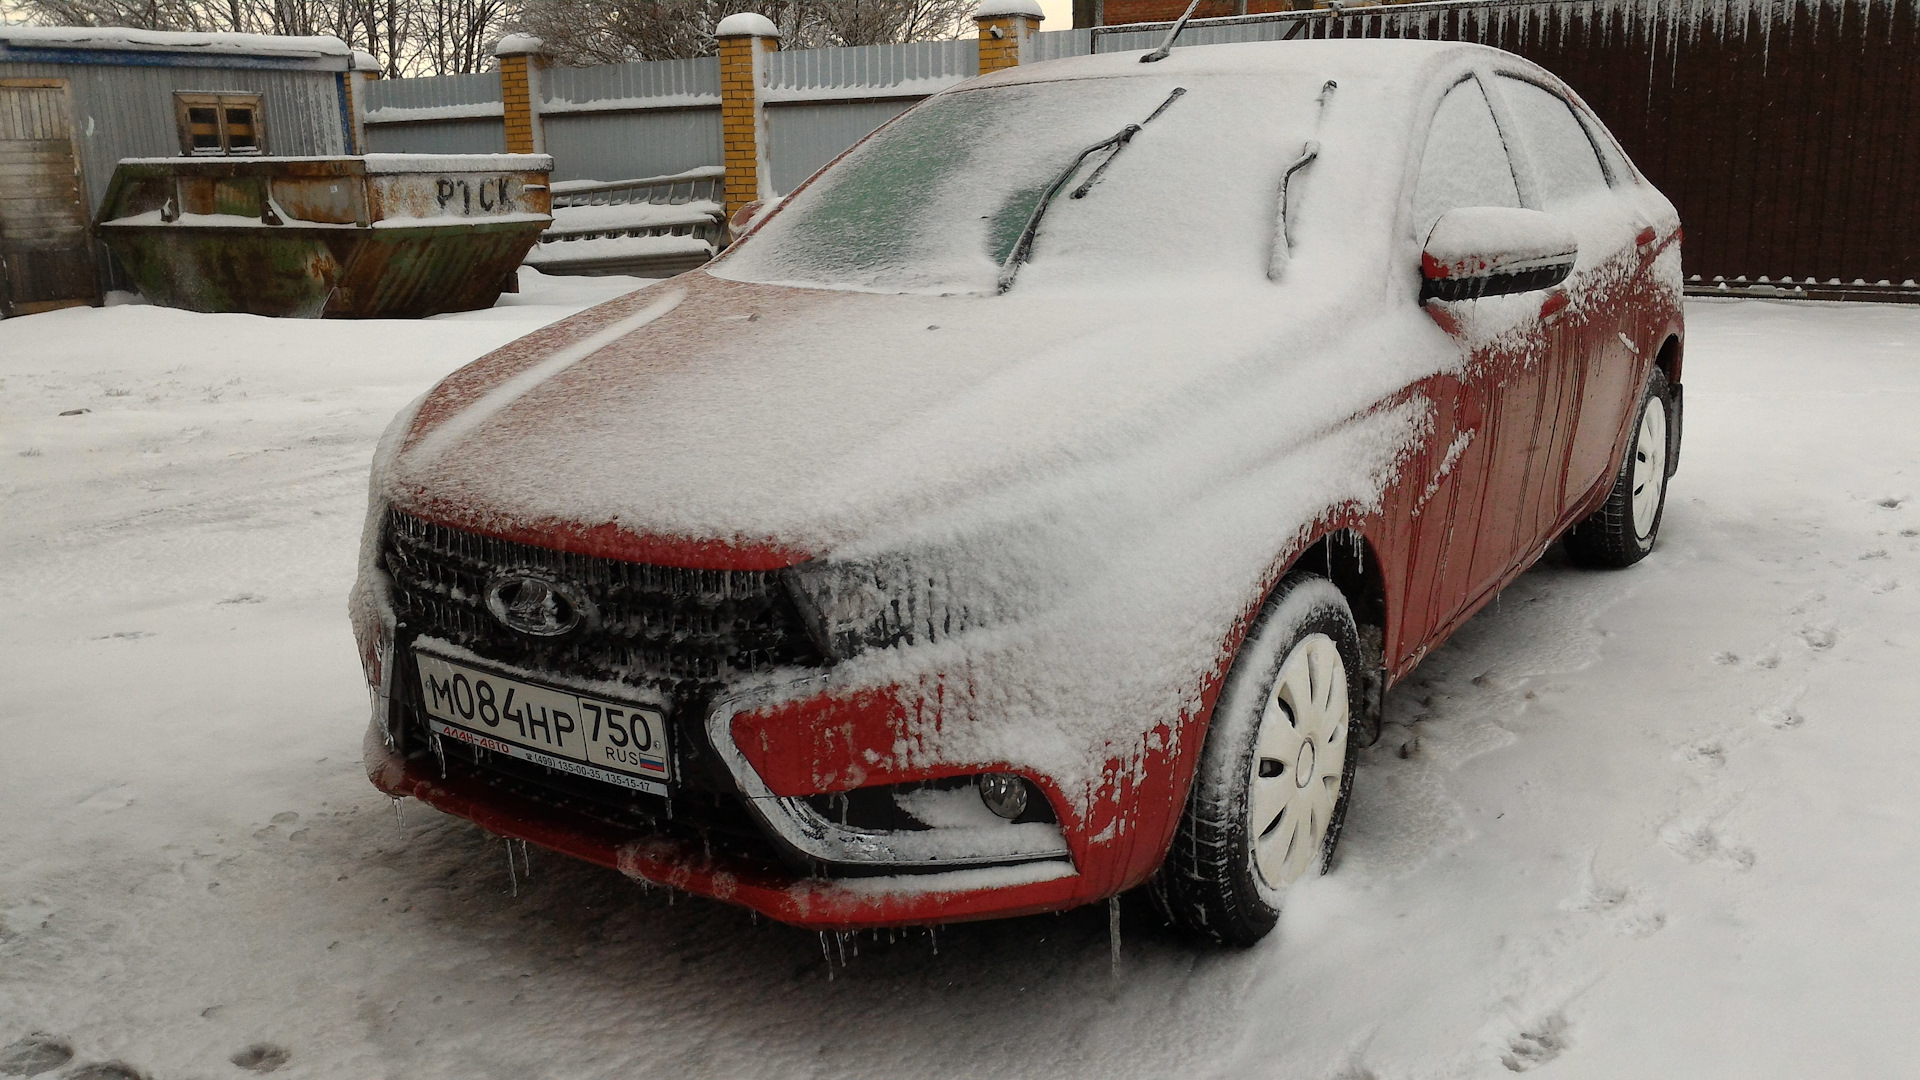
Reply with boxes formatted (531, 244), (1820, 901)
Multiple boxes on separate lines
(1681, 741), (1726, 768)
(0, 1034), (73, 1077)
(65, 1062), (145, 1080)
(1796, 626), (1837, 650)
(1710, 651), (1739, 666)
(231, 1044), (291, 1073)
(1874, 497), (1905, 509)
(1758, 703), (1806, 730)
(1661, 821), (1755, 870)
(1563, 867), (1667, 938)
(1501, 1014), (1571, 1072)
(1859, 549), (1890, 560)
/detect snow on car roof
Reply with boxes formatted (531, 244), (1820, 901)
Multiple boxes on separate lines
(972, 36), (1506, 93)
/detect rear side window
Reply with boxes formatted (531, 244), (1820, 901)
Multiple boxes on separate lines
(1412, 76), (1521, 236)
(1576, 108), (1633, 185)
(1496, 77), (1608, 204)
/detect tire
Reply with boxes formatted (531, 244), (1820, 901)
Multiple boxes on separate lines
(1153, 573), (1362, 946)
(1564, 367), (1675, 569)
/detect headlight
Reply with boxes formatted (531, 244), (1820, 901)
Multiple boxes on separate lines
(783, 555), (972, 661)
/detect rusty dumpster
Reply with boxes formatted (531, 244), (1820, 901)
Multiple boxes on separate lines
(94, 153), (553, 318)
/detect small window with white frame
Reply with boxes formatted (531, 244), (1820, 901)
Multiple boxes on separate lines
(175, 92), (266, 156)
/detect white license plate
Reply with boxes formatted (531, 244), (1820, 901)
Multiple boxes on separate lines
(413, 651), (670, 796)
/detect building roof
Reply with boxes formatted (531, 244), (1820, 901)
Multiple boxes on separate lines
(0, 25), (355, 70)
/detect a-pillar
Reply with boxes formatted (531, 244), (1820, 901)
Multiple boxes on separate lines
(975, 0), (1044, 73)
(716, 13), (780, 221)
(344, 49), (381, 155)
(495, 33), (546, 155)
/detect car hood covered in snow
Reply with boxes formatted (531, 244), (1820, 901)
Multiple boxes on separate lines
(381, 270), (1440, 561)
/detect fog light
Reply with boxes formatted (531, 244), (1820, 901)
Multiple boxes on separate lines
(977, 773), (1029, 820)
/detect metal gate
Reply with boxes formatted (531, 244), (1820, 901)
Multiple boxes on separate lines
(0, 78), (96, 317)
(1095, 0), (1920, 302)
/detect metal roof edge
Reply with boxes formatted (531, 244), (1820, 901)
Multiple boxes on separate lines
(0, 38), (351, 72)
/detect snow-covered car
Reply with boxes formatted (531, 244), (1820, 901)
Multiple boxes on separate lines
(351, 38), (1683, 944)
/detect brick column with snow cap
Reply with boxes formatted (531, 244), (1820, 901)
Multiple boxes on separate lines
(495, 33), (545, 155)
(975, 0), (1044, 73)
(716, 12), (780, 220)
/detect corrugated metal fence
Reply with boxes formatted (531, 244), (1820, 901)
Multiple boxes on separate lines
(365, 0), (1920, 295)
(543, 57), (721, 183)
(763, 39), (976, 192)
(363, 69), (504, 155)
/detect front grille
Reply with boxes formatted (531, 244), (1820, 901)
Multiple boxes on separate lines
(381, 508), (825, 870)
(382, 507), (823, 688)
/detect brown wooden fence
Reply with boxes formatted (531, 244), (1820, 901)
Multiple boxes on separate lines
(1098, 0), (1920, 302)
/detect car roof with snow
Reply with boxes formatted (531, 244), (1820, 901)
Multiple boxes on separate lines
(966, 36), (1516, 93)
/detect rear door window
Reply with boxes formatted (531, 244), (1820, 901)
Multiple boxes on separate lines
(1496, 77), (1608, 205)
(1412, 76), (1521, 236)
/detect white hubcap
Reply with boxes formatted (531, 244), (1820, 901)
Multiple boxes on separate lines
(1631, 395), (1668, 540)
(1249, 633), (1349, 889)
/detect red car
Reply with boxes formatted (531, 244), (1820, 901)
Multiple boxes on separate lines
(352, 38), (1681, 944)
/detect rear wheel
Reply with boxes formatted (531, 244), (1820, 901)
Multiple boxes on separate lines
(1565, 367), (1674, 568)
(1154, 573), (1361, 946)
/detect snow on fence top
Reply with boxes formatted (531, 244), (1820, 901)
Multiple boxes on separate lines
(541, 56), (721, 112)
(365, 69), (503, 115)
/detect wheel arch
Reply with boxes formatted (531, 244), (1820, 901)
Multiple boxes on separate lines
(1275, 525), (1389, 746)
(1138, 524), (1392, 896)
(1654, 331), (1683, 386)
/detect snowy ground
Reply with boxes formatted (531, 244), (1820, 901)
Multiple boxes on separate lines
(4, 288), (1919, 1079)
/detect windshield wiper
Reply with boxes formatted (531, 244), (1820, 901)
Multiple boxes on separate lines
(1266, 141), (1320, 281)
(1139, 0), (1203, 63)
(1268, 80), (1338, 282)
(1071, 86), (1186, 200)
(996, 87), (1188, 293)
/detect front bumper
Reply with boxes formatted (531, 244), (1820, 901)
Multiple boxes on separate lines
(364, 722), (1088, 930)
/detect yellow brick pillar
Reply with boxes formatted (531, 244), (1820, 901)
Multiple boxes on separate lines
(716, 12), (781, 221)
(495, 34), (545, 155)
(975, 0), (1044, 73)
(345, 49), (381, 155)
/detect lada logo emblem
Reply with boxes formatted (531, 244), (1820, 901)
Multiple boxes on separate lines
(484, 572), (593, 637)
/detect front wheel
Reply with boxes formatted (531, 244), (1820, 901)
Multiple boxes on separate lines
(1564, 367), (1675, 568)
(1153, 573), (1361, 946)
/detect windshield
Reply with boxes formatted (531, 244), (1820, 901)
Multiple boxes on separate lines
(713, 73), (1329, 294)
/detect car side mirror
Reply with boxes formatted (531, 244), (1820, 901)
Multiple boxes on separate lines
(1420, 206), (1577, 303)
(729, 200), (766, 231)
